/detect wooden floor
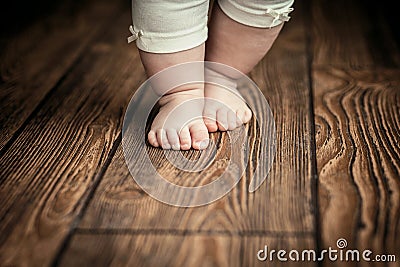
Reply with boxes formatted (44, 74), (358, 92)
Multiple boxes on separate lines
(0, 0), (399, 266)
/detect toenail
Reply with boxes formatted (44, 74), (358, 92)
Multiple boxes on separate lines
(199, 139), (209, 150)
(181, 144), (190, 150)
(162, 144), (171, 149)
(171, 144), (180, 150)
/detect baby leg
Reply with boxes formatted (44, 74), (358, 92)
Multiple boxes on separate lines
(203, 0), (294, 132)
(130, 0), (210, 150)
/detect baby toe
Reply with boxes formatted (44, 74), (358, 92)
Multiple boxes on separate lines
(179, 126), (192, 150)
(228, 110), (237, 130)
(216, 109), (229, 131)
(148, 130), (159, 147)
(203, 110), (218, 132)
(156, 129), (171, 149)
(243, 107), (252, 123)
(236, 110), (244, 127)
(190, 122), (209, 150)
(166, 129), (180, 150)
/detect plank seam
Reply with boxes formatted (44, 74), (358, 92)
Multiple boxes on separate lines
(51, 133), (122, 267)
(74, 228), (315, 238)
(303, 0), (322, 266)
(312, 65), (400, 72)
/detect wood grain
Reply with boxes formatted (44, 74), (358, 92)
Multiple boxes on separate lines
(0, 0), (123, 152)
(0, 9), (146, 266)
(310, 0), (400, 68)
(314, 68), (400, 266)
(59, 233), (315, 267)
(79, 1), (316, 234)
(310, 0), (400, 265)
(2, 0), (398, 266)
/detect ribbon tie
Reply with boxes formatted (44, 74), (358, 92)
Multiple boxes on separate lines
(127, 25), (143, 43)
(266, 7), (294, 25)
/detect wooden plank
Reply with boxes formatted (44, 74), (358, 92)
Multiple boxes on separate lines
(79, 1), (316, 233)
(59, 233), (315, 267)
(310, 0), (400, 68)
(0, 0), (123, 152)
(314, 67), (400, 265)
(311, 0), (400, 265)
(0, 9), (146, 266)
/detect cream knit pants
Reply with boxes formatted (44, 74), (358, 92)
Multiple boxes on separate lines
(129, 0), (294, 53)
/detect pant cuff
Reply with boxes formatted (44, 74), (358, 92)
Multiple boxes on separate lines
(131, 25), (208, 54)
(217, 0), (294, 28)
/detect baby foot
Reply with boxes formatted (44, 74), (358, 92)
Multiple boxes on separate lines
(203, 70), (252, 132)
(148, 88), (209, 150)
